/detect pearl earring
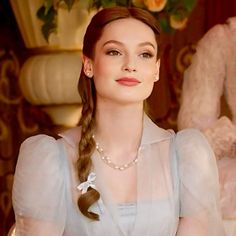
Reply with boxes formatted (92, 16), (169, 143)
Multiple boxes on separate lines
(154, 74), (159, 81)
(86, 71), (91, 77)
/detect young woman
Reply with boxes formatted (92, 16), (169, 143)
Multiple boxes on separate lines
(12, 6), (225, 236)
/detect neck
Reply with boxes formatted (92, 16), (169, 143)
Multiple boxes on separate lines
(94, 103), (144, 152)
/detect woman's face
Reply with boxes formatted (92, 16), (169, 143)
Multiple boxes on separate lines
(83, 18), (160, 106)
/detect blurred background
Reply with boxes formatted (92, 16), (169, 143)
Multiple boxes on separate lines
(0, 0), (236, 235)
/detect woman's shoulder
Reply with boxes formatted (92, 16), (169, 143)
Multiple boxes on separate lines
(13, 133), (68, 219)
(175, 128), (218, 189)
(20, 133), (60, 155)
(58, 126), (81, 148)
(176, 128), (210, 149)
(19, 134), (59, 160)
(16, 133), (65, 176)
(17, 125), (82, 167)
(175, 128), (217, 175)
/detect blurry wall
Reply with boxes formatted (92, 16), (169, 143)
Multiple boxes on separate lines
(0, 1), (55, 235)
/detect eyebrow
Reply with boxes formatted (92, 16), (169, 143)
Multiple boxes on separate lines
(102, 40), (156, 49)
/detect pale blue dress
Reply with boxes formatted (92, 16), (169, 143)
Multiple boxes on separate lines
(12, 116), (225, 235)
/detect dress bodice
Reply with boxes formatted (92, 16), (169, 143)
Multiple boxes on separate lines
(12, 116), (225, 235)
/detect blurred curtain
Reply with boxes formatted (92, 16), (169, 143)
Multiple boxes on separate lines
(204, 0), (236, 31)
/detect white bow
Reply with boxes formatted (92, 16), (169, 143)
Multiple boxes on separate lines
(77, 172), (96, 194)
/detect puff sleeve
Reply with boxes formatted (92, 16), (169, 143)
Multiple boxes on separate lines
(12, 135), (67, 236)
(175, 129), (226, 235)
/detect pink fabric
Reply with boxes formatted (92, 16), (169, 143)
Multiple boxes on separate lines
(178, 17), (236, 219)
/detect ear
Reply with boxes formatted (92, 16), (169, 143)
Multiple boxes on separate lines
(83, 55), (94, 78)
(154, 59), (160, 82)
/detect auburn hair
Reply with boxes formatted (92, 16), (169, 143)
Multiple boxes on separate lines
(77, 6), (161, 220)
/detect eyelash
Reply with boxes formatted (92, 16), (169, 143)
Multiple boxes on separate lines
(105, 49), (121, 56)
(140, 52), (154, 58)
(105, 49), (154, 59)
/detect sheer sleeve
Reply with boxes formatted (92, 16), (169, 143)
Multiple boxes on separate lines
(12, 135), (66, 236)
(175, 129), (226, 235)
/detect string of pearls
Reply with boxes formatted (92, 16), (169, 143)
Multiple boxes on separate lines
(92, 135), (138, 171)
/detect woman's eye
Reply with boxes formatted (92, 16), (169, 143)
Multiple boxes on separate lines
(106, 50), (121, 56)
(140, 52), (154, 58)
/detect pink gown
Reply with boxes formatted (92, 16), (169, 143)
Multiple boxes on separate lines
(178, 16), (236, 235)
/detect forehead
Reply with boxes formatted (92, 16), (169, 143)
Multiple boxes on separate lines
(97, 18), (157, 46)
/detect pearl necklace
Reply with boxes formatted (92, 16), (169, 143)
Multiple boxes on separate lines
(93, 135), (138, 171)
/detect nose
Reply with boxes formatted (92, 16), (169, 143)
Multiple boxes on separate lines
(123, 66), (136, 72)
(122, 56), (137, 72)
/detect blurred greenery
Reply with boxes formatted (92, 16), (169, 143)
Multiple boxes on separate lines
(37, 0), (197, 41)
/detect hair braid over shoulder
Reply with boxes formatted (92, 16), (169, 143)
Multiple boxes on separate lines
(77, 107), (100, 220)
(77, 62), (100, 220)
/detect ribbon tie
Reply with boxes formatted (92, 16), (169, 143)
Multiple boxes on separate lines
(77, 172), (96, 194)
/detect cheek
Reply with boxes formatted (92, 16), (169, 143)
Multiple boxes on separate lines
(141, 64), (157, 81)
(140, 66), (157, 97)
(93, 59), (115, 78)
(146, 76), (156, 93)
(141, 83), (155, 100)
(92, 63), (113, 92)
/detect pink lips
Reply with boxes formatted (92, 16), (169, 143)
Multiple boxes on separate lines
(116, 77), (141, 86)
